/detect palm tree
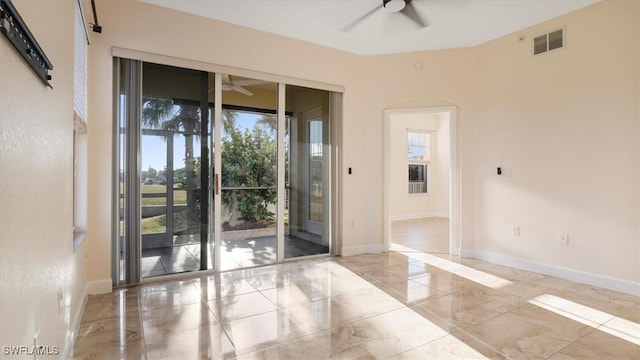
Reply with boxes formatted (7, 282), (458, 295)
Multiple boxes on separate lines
(142, 98), (200, 233)
(256, 114), (277, 131)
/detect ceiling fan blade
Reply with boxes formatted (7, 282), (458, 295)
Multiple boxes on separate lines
(232, 80), (267, 87)
(402, 1), (428, 29)
(233, 86), (254, 96)
(342, 4), (383, 32)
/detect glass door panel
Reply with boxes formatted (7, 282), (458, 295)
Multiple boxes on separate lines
(219, 75), (278, 270)
(140, 63), (208, 278)
(140, 133), (169, 278)
(284, 86), (331, 259)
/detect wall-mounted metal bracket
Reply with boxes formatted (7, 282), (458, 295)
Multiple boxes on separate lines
(0, 0), (53, 88)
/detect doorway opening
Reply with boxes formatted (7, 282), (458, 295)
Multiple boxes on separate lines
(383, 107), (459, 256)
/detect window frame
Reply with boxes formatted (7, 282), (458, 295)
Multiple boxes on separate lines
(72, 0), (89, 251)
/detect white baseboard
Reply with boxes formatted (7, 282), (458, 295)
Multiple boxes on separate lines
(87, 278), (112, 295)
(390, 213), (442, 221)
(61, 283), (89, 360)
(341, 244), (384, 257)
(475, 251), (640, 296)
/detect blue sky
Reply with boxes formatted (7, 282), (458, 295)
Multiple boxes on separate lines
(141, 112), (267, 172)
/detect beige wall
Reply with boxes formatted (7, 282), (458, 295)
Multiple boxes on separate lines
(389, 112), (449, 219)
(360, 0), (638, 289)
(0, 0), (87, 354)
(471, 0), (639, 287)
(84, 0), (638, 293)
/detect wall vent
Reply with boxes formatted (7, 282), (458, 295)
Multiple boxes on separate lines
(534, 28), (564, 55)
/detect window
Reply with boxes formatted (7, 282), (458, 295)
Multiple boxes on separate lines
(309, 119), (323, 222)
(73, 1), (89, 251)
(407, 131), (431, 194)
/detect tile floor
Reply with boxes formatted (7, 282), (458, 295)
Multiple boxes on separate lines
(390, 217), (449, 254)
(69, 252), (640, 359)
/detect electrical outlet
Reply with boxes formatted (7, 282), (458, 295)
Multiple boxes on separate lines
(512, 225), (520, 237)
(559, 233), (569, 245)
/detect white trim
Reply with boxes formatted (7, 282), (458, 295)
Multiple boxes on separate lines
(86, 278), (112, 295)
(341, 244), (384, 257)
(61, 283), (89, 360)
(111, 47), (344, 93)
(475, 251), (640, 296)
(330, 93), (343, 256)
(383, 106), (460, 256)
(390, 213), (448, 221)
(213, 72), (223, 270)
(276, 83), (286, 261)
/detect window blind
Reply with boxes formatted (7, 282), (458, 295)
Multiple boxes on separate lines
(73, 1), (88, 123)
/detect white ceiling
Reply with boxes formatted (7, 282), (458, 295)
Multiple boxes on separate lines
(141, 0), (600, 56)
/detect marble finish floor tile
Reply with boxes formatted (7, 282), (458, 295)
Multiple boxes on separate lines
(548, 328), (640, 359)
(312, 307), (449, 359)
(260, 283), (319, 308)
(284, 298), (367, 334)
(141, 301), (218, 338)
(208, 291), (277, 322)
(72, 316), (143, 357)
(464, 312), (575, 359)
(194, 278), (259, 300)
(71, 252), (640, 360)
(80, 289), (140, 322)
(68, 343), (146, 360)
(372, 278), (447, 306)
(221, 310), (309, 355)
(232, 335), (328, 360)
(145, 323), (236, 360)
(389, 333), (506, 360)
(411, 293), (505, 329)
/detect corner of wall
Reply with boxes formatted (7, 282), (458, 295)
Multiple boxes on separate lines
(341, 244), (384, 257)
(87, 279), (113, 295)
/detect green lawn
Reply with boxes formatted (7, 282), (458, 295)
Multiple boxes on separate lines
(141, 214), (166, 234)
(142, 184), (187, 206)
(119, 183), (188, 207)
(141, 210), (192, 235)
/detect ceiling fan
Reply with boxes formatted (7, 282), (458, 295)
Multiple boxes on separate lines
(212, 74), (267, 97)
(342, 0), (428, 32)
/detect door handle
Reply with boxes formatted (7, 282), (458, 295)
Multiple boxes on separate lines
(215, 174), (219, 195)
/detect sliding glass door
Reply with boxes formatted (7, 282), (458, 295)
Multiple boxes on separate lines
(114, 60), (335, 285)
(218, 76), (279, 271)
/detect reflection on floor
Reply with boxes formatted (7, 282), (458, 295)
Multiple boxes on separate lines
(70, 252), (640, 359)
(391, 217), (449, 253)
(142, 235), (329, 277)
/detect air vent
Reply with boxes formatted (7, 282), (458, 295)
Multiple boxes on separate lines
(533, 28), (564, 55)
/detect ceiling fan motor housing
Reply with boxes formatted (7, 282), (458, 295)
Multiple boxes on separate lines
(383, 0), (407, 13)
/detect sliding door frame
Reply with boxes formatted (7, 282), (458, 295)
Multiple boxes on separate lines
(113, 49), (344, 284)
(212, 72), (222, 270)
(112, 58), (143, 286)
